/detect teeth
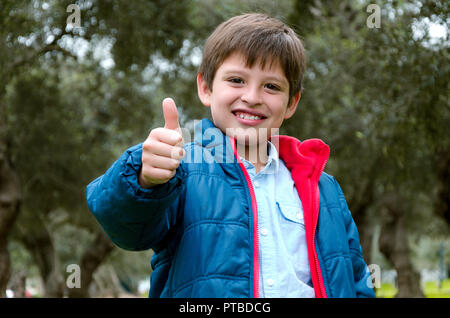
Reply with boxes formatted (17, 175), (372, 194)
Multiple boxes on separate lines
(238, 113), (261, 120)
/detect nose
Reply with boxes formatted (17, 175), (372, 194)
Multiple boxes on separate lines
(240, 85), (262, 106)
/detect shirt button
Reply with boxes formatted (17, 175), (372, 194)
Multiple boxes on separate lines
(267, 279), (275, 287)
(296, 213), (302, 220)
(254, 181), (260, 188)
(261, 228), (268, 236)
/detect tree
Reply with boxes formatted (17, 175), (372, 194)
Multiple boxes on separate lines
(1, 0), (193, 296)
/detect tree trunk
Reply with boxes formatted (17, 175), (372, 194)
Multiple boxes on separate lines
(0, 239), (12, 298)
(0, 142), (22, 297)
(8, 271), (26, 297)
(67, 230), (115, 297)
(434, 147), (450, 226)
(16, 214), (64, 297)
(351, 194), (374, 265)
(349, 181), (376, 295)
(379, 192), (424, 298)
(347, 159), (379, 266)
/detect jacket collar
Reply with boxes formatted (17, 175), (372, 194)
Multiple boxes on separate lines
(194, 118), (228, 149)
(193, 118), (330, 176)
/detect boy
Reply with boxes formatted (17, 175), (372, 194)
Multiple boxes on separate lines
(86, 13), (375, 298)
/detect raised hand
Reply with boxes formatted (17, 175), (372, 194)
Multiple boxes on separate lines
(139, 98), (185, 188)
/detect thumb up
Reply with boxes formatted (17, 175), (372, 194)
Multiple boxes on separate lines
(139, 98), (185, 188)
(163, 98), (181, 132)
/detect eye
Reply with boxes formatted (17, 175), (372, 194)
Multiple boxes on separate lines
(228, 77), (244, 84)
(265, 83), (281, 91)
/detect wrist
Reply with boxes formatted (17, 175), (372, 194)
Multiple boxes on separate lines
(138, 170), (157, 189)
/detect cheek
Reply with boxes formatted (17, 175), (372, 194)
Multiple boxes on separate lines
(212, 87), (240, 106)
(267, 96), (289, 115)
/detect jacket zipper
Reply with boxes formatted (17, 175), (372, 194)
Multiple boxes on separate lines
(311, 183), (326, 298)
(245, 169), (259, 298)
(230, 137), (259, 298)
(311, 157), (329, 298)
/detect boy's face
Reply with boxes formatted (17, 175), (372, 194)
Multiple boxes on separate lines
(197, 52), (300, 147)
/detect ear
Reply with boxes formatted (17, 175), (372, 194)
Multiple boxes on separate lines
(197, 73), (212, 107)
(284, 91), (301, 119)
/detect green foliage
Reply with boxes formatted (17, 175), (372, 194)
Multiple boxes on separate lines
(376, 279), (450, 298)
(286, 0), (449, 232)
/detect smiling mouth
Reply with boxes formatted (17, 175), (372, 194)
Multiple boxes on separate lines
(232, 111), (267, 121)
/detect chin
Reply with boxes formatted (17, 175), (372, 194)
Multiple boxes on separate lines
(233, 132), (268, 148)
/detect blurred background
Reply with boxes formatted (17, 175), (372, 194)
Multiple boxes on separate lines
(0, 0), (448, 298)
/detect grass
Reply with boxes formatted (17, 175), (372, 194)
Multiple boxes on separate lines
(375, 279), (450, 298)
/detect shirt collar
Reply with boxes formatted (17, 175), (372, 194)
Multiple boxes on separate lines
(239, 141), (280, 175)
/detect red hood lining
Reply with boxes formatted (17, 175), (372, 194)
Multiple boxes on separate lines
(269, 135), (330, 179)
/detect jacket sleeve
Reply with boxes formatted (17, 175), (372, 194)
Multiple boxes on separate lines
(86, 143), (184, 251)
(333, 178), (376, 298)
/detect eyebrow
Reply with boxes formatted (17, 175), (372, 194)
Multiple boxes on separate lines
(265, 75), (288, 86)
(222, 69), (288, 86)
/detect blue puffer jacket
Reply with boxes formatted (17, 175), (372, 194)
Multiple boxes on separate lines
(86, 118), (375, 298)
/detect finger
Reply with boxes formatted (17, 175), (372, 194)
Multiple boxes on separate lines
(143, 166), (176, 183)
(150, 127), (183, 146)
(143, 140), (185, 159)
(143, 154), (180, 171)
(162, 98), (181, 131)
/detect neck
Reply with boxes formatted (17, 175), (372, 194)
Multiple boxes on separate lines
(236, 141), (269, 173)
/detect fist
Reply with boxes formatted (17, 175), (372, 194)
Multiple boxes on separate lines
(139, 98), (185, 188)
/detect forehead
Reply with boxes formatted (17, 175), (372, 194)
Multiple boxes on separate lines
(218, 52), (287, 80)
